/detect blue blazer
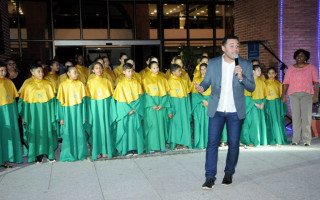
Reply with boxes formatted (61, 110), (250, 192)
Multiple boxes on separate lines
(200, 56), (255, 120)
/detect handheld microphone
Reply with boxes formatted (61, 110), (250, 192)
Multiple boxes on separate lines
(235, 54), (239, 66)
(235, 54), (239, 76)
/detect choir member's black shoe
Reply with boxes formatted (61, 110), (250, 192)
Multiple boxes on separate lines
(222, 174), (233, 185)
(202, 178), (215, 190)
(35, 155), (43, 164)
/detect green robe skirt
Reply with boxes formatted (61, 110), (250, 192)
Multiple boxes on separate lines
(57, 97), (91, 162)
(168, 95), (192, 150)
(18, 98), (57, 162)
(0, 102), (23, 164)
(265, 98), (289, 145)
(144, 94), (170, 153)
(88, 97), (117, 159)
(115, 96), (144, 155)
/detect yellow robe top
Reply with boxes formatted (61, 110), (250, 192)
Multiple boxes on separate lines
(44, 71), (59, 89)
(191, 76), (211, 96)
(0, 78), (18, 106)
(113, 64), (123, 78)
(104, 68), (116, 83)
(87, 75), (114, 100)
(193, 64), (201, 79)
(139, 67), (150, 78)
(75, 64), (90, 84)
(57, 79), (90, 106)
(113, 77), (143, 104)
(165, 68), (192, 89)
(168, 74), (190, 98)
(141, 69), (167, 80)
(142, 73), (169, 97)
(244, 78), (266, 100)
(88, 73), (115, 88)
(265, 79), (282, 100)
(115, 71), (141, 86)
(18, 76), (34, 94)
(19, 78), (56, 103)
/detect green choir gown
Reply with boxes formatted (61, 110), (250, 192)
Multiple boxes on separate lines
(0, 78), (23, 164)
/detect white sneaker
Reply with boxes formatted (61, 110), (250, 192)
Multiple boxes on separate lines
(48, 159), (56, 163)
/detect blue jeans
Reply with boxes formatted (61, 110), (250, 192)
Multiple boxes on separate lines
(205, 112), (243, 180)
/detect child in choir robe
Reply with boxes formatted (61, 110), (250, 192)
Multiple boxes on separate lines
(57, 66), (91, 161)
(113, 63), (144, 156)
(240, 65), (267, 146)
(44, 60), (60, 89)
(139, 55), (152, 78)
(167, 64), (192, 150)
(102, 56), (116, 83)
(18, 64), (57, 163)
(166, 56), (192, 89)
(191, 63), (211, 149)
(115, 58), (141, 85)
(88, 58), (115, 87)
(58, 61), (74, 86)
(0, 63), (23, 168)
(265, 67), (289, 145)
(192, 56), (209, 80)
(113, 53), (128, 78)
(140, 56), (166, 80)
(74, 54), (90, 84)
(142, 61), (170, 154)
(87, 62), (116, 159)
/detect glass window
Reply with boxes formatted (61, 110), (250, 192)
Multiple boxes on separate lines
(215, 4), (234, 38)
(82, 0), (108, 39)
(109, 2), (133, 39)
(53, 0), (80, 39)
(163, 3), (187, 40)
(188, 4), (212, 29)
(133, 45), (160, 71)
(135, 4), (158, 40)
(17, 1), (51, 40)
(21, 41), (52, 65)
(8, 1), (20, 39)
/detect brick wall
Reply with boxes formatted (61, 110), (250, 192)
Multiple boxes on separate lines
(0, 0), (10, 62)
(234, 0), (279, 75)
(282, 0), (318, 70)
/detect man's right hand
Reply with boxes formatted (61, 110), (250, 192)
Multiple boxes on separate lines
(194, 82), (204, 94)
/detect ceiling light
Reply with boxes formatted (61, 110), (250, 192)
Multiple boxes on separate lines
(201, 11), (204, 13)
(173, 8), (176, 11)
(197, 13), (200, 15)
(170, 10), (172, 13)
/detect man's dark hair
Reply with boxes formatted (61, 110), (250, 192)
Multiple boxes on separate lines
(222, 35), (239, 46)
(293, 49), (310, 61)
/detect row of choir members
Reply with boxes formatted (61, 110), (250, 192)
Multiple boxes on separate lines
(0, 55), (288, 167)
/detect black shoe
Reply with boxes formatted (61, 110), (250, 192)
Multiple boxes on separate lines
(202, 178), (215, 190)
(291, 142), (298, 145)
(304, 143), (310, 146)
(222, 174), (233, 185)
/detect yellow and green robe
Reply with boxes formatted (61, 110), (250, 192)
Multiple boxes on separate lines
(88, 72), (115, 89)
(113, 78), (144, 155)
(0, 78), (23, 164)
(18, 78), (57, 162)
(240, 78), (267, 146)
(265, 79), (289, 145)
(142, 73), (170, 153)
(87, 75), (117, 159)
(167, 74), (192, 150)
(103, 68), (116, 85)
(57, 79), (91, 161)
(191, 75), (211, 149)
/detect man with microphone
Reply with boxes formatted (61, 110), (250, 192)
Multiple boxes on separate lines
(194, 35), (255, 189)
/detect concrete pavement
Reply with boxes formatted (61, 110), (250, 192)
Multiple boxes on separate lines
(1, 138), (320, 200)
